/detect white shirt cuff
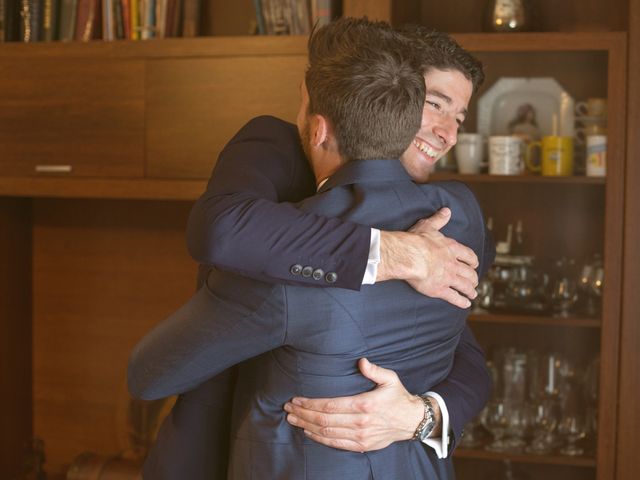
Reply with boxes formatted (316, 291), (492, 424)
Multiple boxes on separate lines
(362, 228), (381, 285)
(422, 391), (450, 459)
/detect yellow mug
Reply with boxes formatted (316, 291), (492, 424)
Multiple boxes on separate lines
(526, 136), (574, 176)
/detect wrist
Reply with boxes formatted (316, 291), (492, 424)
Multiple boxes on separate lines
(378, 231), (415, 282)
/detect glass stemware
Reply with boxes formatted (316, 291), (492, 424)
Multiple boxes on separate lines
(482, 399), (511, 452)
(551, 276), (578, 317)
(524, 397), (560, 454)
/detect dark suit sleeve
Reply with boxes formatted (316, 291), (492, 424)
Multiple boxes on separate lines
(429, 325), (492, 453)
(127, 270), (288, 401)
(430, 183), (496, 454)
(186, 116), (370, 290)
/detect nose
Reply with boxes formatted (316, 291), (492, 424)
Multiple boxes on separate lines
(434, 116), (458, 147)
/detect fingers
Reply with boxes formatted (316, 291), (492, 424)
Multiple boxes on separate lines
(303, 430), (368, 453)
(288, 395), (364, 415)
(411, 208), (451, 233)
(285, 406), (366, 434)
(435, 287), (472, 309)
(450, 241), (479, 269)
(358, 358), (398, 386)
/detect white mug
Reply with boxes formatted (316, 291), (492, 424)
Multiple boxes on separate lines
(455, 133), (484, 174)
(489, 136), (524, 175)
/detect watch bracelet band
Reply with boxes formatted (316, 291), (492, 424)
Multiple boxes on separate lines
(412, 395), (435, 441)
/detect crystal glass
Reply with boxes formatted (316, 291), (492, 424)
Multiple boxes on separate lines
(551, 276), (578, 317)
(558, 383), (587, 455)
(482, 399), (511, 452)
(524, 397), (560, 454)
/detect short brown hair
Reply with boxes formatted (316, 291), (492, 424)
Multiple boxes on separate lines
(399, 25), (485, 93)
(305, 17), (425, 161)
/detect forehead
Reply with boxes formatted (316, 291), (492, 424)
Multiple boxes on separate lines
(423, 68), (473, 108)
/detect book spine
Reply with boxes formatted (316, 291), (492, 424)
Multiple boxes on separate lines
(58, 0), (76, 40)
(0, 0), (6, 41)
(252, 0), (264, 34)
(102, 0), (113, 40)
(180, 0), (198, 37)
(120, 0), (129, 38)
(113, 0), (124, 38)
(41, 0), (58, 40)
(128, 0), (137, 39)
(74, 0), (96, 41)
(154, 0), (164, 37)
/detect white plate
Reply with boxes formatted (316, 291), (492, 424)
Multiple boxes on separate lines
(477, 77), (575, 139)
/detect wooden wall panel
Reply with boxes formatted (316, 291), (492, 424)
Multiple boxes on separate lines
(32, 199), (198, 476)
(0, 198), (32, 479)
(617, 0), (640, 478)
(0, 60), (145, 178)
(145, 55), (306, 179)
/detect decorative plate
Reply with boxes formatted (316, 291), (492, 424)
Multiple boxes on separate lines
(477, 77), (575, 139)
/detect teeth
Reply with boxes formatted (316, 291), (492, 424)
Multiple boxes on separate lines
(413, 140), (438, 158)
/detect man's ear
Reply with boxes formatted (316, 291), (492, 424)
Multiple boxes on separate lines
(308, 114), (330, 147)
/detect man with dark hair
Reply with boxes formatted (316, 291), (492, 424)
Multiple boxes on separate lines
(129, 18), (493, 479)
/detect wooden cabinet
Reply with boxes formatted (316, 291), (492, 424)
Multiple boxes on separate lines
(1, 1), (638, 479)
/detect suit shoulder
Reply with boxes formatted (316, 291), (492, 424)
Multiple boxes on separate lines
(233, 116), (299, 144)
(421, 180), (479, 207)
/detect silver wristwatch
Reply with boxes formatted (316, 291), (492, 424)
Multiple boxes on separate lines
(412, 395), (436, 442)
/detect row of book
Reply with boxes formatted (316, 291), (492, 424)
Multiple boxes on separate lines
(0, 0), (203, 41)
(0, 0), (340, 42)
(255, 0), (339, 35)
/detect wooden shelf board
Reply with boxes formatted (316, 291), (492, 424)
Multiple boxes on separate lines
(0, 32), (625, 60)
(0, 36), (309, 59)
(455, 447), (597, 467)
(0, 177), (206, 201)
(468, 313), (601, 328)
(430, 173), (606, 185)
(453, 31), (626, 53)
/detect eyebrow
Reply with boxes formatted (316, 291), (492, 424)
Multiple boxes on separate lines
(425, 88), (468, 118)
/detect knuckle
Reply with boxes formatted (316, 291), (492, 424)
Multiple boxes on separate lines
(317, 414), (330, 428)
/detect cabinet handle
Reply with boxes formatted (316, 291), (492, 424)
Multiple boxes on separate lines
(35, 165), (73, 174)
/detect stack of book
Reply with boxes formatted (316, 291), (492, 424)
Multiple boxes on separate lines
(253, 0), (338, 35)
(0, 0), (202, 41)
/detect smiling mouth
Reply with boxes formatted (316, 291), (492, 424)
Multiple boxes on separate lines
(413, 139), (440, 160)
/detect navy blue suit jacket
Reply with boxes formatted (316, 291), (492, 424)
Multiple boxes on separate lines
(134, 117), (494, 479)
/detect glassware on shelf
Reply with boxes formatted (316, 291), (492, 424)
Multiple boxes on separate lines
(524, 397), (561, 454)
(558, 383), (588, 456)
(482, 399), (511, 452)
(551, 276), (578, 317)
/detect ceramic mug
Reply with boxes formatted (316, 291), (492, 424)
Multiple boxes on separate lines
(575, 98), (607, 118)
(526, 136), (574, 176)
(455, 133), (484, 174)
(489, 136), (524, 175)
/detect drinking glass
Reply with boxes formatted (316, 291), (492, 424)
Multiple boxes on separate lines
(551, 277), (578, 317)
(482, 399), (511, 452)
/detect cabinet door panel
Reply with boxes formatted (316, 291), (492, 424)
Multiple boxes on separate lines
(146, 55), (306, 179)
(0, 60), (145, 178)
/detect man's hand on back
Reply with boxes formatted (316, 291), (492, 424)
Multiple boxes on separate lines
(284, 358), (441, 452)
(377, 208), (479, 308)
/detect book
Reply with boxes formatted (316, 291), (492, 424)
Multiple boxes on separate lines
(180, 0), (199, 37)
(310, 0), (333, 28)
(4, 0), (22, 40)
(290, 0), (310, 34)
(113, 0), (124, 38)
(129, 0), (138, 39)
(102, 0), (113, 40)
(41, 0), (58, 41)
(252, 0), (265, 34)
(58, 0), (77, 40)
(163, 0), (180, 37)
(74, 0), (98, 41)
(20, 0), (41, 41)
